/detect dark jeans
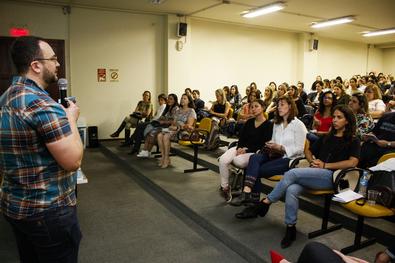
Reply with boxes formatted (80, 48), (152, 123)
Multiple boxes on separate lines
(4, 206), (82, 263)
(131, 121), (149, 152)
(244, 153), (291, 193)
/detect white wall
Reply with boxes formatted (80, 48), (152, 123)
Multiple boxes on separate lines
(69, 8), (164, 139)
(188, 19), (299, 100)
(316, 38), (370, 80)
(383, 48), (395, 75)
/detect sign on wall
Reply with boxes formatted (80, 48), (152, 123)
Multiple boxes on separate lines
(109, 69), (119, 82)
(97, 68), (106, 82)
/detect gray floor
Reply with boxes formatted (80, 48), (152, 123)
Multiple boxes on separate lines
(0, 141), (393, 262)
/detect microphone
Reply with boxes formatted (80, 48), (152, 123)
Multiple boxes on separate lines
(58, 78), (68, 107)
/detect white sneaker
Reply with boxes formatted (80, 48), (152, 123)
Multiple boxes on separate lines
(137, 150), (150, 158)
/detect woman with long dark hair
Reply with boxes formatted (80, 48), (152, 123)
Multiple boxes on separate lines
(218, 100), (273, 202)
(230, 95), (307, 206)
(236, 105), (360, 249)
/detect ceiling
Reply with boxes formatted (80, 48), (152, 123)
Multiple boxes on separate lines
(13, 0), (395, 46)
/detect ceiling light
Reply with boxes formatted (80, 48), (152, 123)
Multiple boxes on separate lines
(311, 16), (354, 28)
(363, 28), (395, 37)
(241, 1), (286, 18)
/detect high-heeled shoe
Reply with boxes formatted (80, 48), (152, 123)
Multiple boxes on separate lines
(235, 201), (270, 219)
(158, 158), (164, 167)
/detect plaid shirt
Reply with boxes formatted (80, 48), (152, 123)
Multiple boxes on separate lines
(0, 76), (76, 220)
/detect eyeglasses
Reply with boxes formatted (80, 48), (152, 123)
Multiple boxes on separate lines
(34, 57), (58, 62)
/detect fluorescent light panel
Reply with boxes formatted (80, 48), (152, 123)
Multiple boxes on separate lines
(242, 1), (285, 18)
(363, 28), (395, 37)
(311, 16), (354, 28)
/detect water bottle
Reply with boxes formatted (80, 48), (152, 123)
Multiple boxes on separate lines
(358, 170), (370, 198)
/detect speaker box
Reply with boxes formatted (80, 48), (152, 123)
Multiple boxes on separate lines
(87, 126), (99, 148)
(309, 39), (319, 51)
(177, 22), (187, 37)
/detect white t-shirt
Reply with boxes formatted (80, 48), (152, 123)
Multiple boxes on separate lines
(368, 99), (386, 113)
(153, 104), (167, 120)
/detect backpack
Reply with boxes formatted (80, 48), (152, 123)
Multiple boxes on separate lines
(204, 118), (220, 150)
(367, 170), (395, 208)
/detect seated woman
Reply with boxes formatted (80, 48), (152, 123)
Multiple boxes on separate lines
(229, 85), (242, 114)
(157, 94), (196, 168)
(192, 89), (205, 120)
(136, 94), (179, 158)
(359, 112), (395, 168)
(288, 85), (306, 118)
(307, 80), (323, 109)
(218, 99), (273, 202)
(236, 105), (360, 249)
(333, 83), (350, 106)
(307, 91), (337, 143)
(231, 95), (307, 206)
(128, 93), (167, 155)
(240, 86), (251, 105)
(263, 86), (274, 110)
(365, 85), (386, 120)
(266, 84), (287, 119)
(110, 90), (153, 145)
(348, 93), (374, 139)
(209, 89), (231, 127)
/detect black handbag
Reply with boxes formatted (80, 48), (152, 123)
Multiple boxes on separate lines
(367, 170), (395, 208)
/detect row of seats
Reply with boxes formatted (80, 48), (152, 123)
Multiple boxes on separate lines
(175, 126), (394, 254)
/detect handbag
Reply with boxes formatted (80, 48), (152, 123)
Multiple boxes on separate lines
(262, 146), (284, 160)
(367, 170), (395, 208)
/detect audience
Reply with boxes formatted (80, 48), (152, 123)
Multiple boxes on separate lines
(157, 94), (196, 168)
(218, 99), (273, 203)
(365, 85), (386, 120)
(209, 88), (231, 127)
(136, 94), (179, 158)
(192, 89), (206, 121)
(288, 85), (306, 118)
(307, 91), (337, 143)
(359, 111), (395, 168)
(333, 83), (350, 106)
(307, 80), (323, 109)
(297, 81), (308, 104)
(348, 93), (374, 139)
(128, 93), (167, 155)
(110, 90), (153, 146)
(236, 105), (360, 249)
(231, 95), (307, 206)
(228, 84), (242, 113)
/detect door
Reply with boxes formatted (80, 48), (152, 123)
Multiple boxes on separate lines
(0, 36), (66, 101)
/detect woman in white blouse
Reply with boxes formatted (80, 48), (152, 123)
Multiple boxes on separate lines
(230, 95), (307, 206)
(364, 85), (385, 120)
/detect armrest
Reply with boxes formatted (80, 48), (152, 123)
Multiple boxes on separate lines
(290, 157), (307, 168)
(333, 167), (366, 193)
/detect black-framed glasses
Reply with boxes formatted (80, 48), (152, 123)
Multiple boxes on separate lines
(34, 57), (58, 62)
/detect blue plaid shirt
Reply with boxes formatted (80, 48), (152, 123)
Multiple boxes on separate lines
(0, 76), (76, 220)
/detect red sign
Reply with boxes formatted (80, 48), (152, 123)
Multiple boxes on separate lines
(97, 69), (106, 82)
(9, 28), (30, 37)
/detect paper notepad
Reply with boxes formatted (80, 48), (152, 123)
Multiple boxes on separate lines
(332, 189), (363, 203)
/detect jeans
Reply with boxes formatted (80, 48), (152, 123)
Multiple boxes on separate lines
(267, 167), (333, 225)
(4, 206), (82, 263)
(244, 153), (291, 193)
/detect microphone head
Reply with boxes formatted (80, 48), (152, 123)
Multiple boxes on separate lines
(58, 78), (68, 90)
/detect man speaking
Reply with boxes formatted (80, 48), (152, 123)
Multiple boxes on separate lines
(0, 36), (83, 263)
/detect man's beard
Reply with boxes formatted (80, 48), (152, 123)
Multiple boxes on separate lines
(42, 67), (58, 86)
